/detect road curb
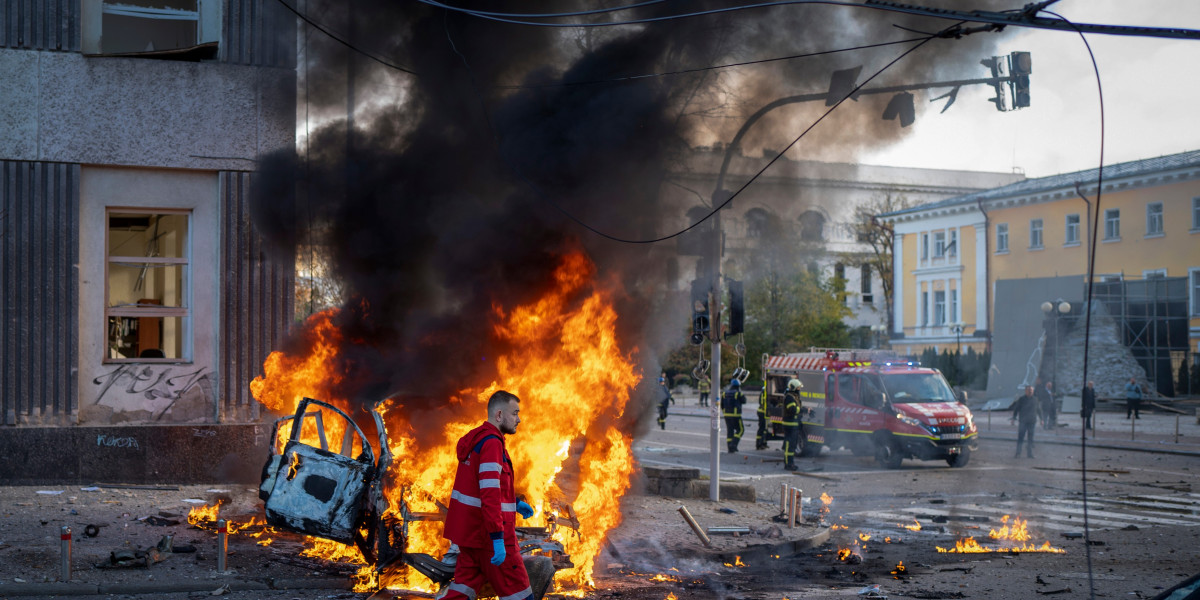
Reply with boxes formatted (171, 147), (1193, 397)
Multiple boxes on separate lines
(0, 577), (349, 597)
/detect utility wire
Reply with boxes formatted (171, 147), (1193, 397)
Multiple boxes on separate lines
(417, 0), (888, 28)
(274, 0), (419, 75)
(426, 0), (669, 19)
(496, 36), (928, 89)
(1042, 8), (1103, 600)
(472, 31), (942, 244)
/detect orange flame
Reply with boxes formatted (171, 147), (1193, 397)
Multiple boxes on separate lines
(187, 501), (223, 526)
(250, 249), (640, 593)
(858, 533), (871, 542)
(891, 560), (906, 578)
(820, 493), (833, 506)
(901, 519), (922, 531)
(989, 514), (1032, 542)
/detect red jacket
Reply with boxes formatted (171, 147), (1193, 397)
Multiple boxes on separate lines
(443, 422), (518, 548)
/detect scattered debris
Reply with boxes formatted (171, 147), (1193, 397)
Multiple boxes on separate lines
(717, 507), (737, 515)
(1121, 524), (1140, 531)
(84, 524), (102, 537)
(857, 583), (887, 598)
(140, 516), (180, 526)
(36, 490), (64, 495)
(1060, 532), (1083, 539)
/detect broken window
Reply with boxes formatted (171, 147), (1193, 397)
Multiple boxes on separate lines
(82, 0), (221, 58)
(799, 210), (825, 242)
(106, 210), (190, 361)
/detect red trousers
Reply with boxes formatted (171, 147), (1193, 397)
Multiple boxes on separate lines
(440, 543), (532, 600)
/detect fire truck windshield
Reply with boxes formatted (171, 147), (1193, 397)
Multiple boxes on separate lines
(881, 373), (956, 404)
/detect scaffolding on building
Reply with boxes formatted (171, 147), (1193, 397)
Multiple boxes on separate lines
(1090, 277), (1192, 397)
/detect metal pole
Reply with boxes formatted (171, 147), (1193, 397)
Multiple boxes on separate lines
(780, 483), (789, 516)
(217, 519), (228, 572)
(59, 526), (71, 581)
(1130, 415), (1135, 441)
(1176, 415), (1180, 444)
(709, 205), (723, 502)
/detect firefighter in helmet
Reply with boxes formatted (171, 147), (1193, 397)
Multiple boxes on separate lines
(755, 384), (769, 450)
(782, 379), (803, 471)
(722, 378), (746, 453)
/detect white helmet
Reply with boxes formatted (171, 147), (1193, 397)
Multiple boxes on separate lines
(787, 379), (802, 391)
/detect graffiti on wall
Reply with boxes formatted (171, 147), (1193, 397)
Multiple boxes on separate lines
(92, 364), (212, 421)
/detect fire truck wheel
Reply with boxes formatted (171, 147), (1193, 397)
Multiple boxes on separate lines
(945, 447), (971, 468)
(874, 439), (903, 469)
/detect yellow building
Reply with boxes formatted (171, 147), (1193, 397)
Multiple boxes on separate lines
(883, 150), (1200, 397)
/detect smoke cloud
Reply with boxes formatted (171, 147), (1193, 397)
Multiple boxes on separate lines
(252, 0), (1013, 416)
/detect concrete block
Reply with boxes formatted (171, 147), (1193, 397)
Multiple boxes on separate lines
(642, 466), (699, 480)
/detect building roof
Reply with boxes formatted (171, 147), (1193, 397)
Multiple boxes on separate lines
(880, 149), (1200, 219)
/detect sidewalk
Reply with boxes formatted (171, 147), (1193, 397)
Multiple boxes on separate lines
(973, 409), (1200, 456)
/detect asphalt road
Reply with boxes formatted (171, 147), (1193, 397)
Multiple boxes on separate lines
(625, 402), (1200, 599)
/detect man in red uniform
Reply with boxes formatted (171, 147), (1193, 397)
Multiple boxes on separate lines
(442, 390), (535, 600)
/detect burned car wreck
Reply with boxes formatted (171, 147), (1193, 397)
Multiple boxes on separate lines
(259, 397), (568, 598)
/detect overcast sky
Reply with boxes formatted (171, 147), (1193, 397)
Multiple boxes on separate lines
(856, 1), (1200, 178)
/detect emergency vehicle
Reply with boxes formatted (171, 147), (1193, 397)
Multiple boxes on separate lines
(761, 349), (978, 468)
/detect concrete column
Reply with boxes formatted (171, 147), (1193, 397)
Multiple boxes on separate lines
(974, 223), (988, 332)
(893, 233), (904, 337)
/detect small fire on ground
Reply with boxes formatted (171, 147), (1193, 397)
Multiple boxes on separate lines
(723, 556), (746, 568)
(937, 515), (1064, 553)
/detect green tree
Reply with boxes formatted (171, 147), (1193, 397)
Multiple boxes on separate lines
(740, 268), (851, 380)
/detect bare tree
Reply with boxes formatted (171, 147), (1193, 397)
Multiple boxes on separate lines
(838, 192), (912, 334)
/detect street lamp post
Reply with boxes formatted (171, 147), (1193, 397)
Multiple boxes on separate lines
(1040, 299), (1071, 400)
(950, 322), (964, 355)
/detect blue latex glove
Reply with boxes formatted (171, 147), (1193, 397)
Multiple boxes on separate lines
(516, 501), (534, 519)
(490, 538), (506, 566)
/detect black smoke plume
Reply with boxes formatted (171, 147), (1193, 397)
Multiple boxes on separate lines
(251, 0), (1011, 423)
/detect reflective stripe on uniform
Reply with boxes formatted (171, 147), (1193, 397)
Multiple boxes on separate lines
(452, 490), (482, 507)
(479, 479), (500, 489)
(501, 502), (517, 512)
(445, 582), (477, 600)
(479, 462), (502, 473)
(498, 586), (533, 600)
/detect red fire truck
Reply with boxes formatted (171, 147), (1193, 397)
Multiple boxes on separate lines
(761, 349), (977, 468)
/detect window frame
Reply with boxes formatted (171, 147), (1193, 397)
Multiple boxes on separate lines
(1192, 197), (1200, 232)
(1146, 202), (1164, 237)
(1104, 208), (1120, 241)
(104, 208), (192, 363)
(1190, 268), (1200, 316)
(950, 288), (958, 323)
(933, 290), (946, 326)
(921, 233), (930, 260)
(933, 231), (946, 258)
(995, 223), (1009, 253)
(1065, 213), (1080, 245)
(921, 290), (929, 326)
(81, 0), (221, 56)
(948, 229), (958, 257)
(1029, 218), (1044, 249)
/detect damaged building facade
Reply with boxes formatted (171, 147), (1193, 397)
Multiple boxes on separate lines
(882, 149), (1200, 399)
(1, 0), (295, 481)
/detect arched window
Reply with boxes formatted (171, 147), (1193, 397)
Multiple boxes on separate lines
(799, 210), (825, 241)
(744, 208), (771, 239)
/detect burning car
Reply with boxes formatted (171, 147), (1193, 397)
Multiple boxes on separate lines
(259, 396), (566, 597)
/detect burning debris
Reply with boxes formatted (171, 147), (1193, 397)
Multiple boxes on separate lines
(936, 516), (1064, 554)
(901, 519), (923, 532)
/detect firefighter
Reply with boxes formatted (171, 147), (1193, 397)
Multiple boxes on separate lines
(782, 379), (802, 471)
(697, 376), (710, 407)
(442, 390), (536, 600)
(755, 384), (769, 450)
(722, 378), (746, 453)
(656, 382), (674, 430)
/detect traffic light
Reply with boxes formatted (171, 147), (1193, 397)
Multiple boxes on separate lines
(727, 279), (744, 336)
(1009, 51), (1031, 109)
(826, 66), (863, 107)
(980, 57), (1007, 112)
(690, 279), (710, 345)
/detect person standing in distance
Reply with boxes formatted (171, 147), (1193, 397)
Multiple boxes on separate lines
(1081, 380), (1097, 434)
(1011, 385), (1041, 459)
(442, 391), (536, 600)
(1124, 377), (1143, 419)
(697, 376), (710, 408)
